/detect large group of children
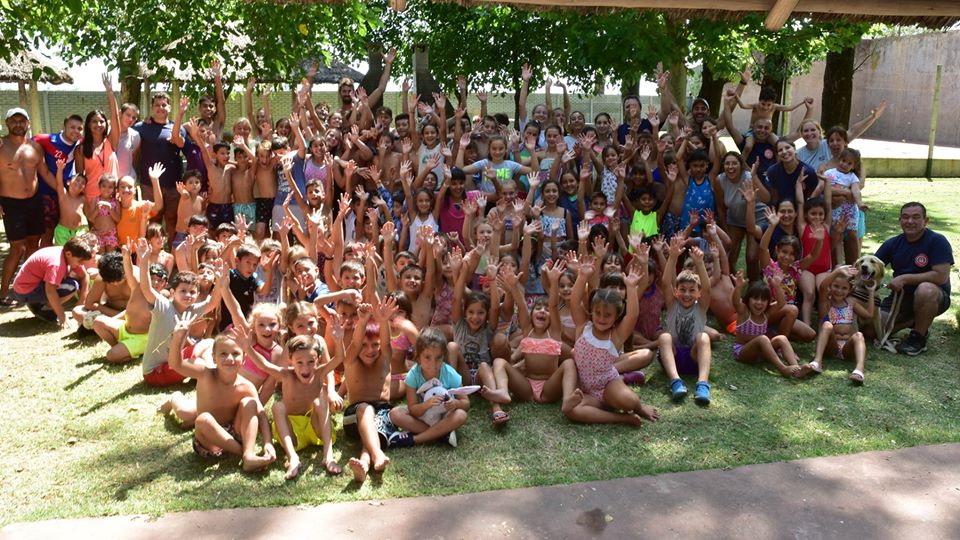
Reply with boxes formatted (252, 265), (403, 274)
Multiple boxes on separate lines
(4, 58), (903, 482)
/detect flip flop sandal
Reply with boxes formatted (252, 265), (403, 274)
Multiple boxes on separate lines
(491, 410), (510, 425)
(848, 370), (865, 385)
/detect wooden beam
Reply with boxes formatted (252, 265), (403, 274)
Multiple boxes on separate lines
(765, 0), (800, 30)
(473, 0), (960, 17)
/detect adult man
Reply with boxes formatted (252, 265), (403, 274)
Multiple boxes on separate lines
(34, 114), (82, 246)
(875, 202), (954, 355)
(0, 108), (45, 305)
(134, 92), (185, 241)
(197, 60), (226, 139)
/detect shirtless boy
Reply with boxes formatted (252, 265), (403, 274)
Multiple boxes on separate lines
(167, 312), (276, 472)
(72, 252), (130, 328)
(335, 298), (398, 483)
(0, 108), (45, 305)
(53, 157), (87, 245)
(252, 141), (279, 242)
(92, 243), (167, 363)
(174, 171), (204, 248)
(188, 119), (234, 228)
(239, 329), (341, 480)
(231, 138), (256, 227)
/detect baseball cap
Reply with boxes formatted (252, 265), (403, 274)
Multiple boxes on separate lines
(692, 97), (710, 110)
(5, 107), (29, 121)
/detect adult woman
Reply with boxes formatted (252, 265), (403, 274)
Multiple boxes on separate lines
(796, 100), (885, 171)
(76, 108), (117, 200)
(765, 138), (819, 206)
(104, 74), (139, 181)
(711, 148), (769, 280)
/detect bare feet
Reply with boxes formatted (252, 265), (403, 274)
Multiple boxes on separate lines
(781, 364), (801, 377)
(793, 363), (816, 379)
(284, 456), (301, 480)
(348, 457), (368, 483)
(323, 460), (343, 475)
(157, 391), (182, 414)
(481, 386), (511, 405)
(638, 403), (660, 422)
(242, 452), (276, 473)
(372, 451), (390, 473)
(561, 388), (583, 415)
(622, 413), (643, 427)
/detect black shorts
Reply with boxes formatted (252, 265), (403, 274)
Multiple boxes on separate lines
(255, 197), (273, 225)
(881, 286), (950, 326)
(0, 195), (44, 242)
(342, 401), (395, 447)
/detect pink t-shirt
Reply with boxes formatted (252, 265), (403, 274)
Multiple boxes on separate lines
(12, 247), (73, 295)
(439, 197), (466, 235)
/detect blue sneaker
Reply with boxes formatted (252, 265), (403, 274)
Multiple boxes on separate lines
(388, 431), (415, 449)
(694, 381), (711, 406)
(670, 378), (688, 402)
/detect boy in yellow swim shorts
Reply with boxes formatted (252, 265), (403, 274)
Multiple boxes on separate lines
(238, 330), (341, 480)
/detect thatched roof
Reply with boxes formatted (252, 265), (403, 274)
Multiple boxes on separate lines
(303, 59), (363, 84)
(299, 0), (960, 30)
(0, 51), (73, 84)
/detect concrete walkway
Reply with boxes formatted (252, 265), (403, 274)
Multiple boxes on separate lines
(3, 444), (959, 539)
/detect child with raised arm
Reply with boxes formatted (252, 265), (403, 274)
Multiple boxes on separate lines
(53, 158), (87, 245)
(563, 255), (659, 426)
(173, 171), (204, 248)
(117, 164), (163, 248)
(338, 298), (399, 483)
(657, 237), (714, 405)
(731, 86), (811, 146)
(190, 126), (234, 228)
(805, 265), (874, 384)
(731, 272), (813, 378)
(388, 327), (470, 448)
(136, 238), (221, 387)
(167, 312), (276, 472)
(84, 173), (121, 251)
(231, 138), (257, 227)
(239, 329), (339, 480)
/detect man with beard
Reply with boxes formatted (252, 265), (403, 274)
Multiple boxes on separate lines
(0, 108), (45, 305)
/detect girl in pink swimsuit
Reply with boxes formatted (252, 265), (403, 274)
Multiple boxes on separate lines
(479, 260), (576, 425)
(807, 266), (874, 385)
(386, 291), (420, 401)
(564, 255), (659, 427)
(731, 273), (810, 378)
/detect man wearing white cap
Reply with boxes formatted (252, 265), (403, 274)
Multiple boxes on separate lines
(0, 108), (45, 306)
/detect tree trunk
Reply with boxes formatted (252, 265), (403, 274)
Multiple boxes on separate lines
(668, 60), (688, 112)
(119, 59), (141, 107)
(699, 64), (726, 120)
(360, 44), (385, 112)
(820, 45), (856, 130)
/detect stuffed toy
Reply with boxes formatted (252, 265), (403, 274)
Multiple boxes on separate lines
(415, 379), (480, 426)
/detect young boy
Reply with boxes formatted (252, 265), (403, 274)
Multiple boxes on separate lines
(335, 299), (398, 483)
(732, 86), (811, 146)
(52, 158), (87, 246)
(195, 135), (234, 228)
(136, 239), (221, 386)
(217, 243), (270, 331)
(232, 138), (257, 227)
(11, 234), (96, 328)
(627, 185), (660, 243)
(167, 313), (276, 472)
(657, 236), (713, 405)
(174, 214), (210, 273)
(93, 243), (167, 363)
(174, 170), (204, 248)
(240, 330), (340, 480)
(72, 251), (130, 328)
(252, 140), (279, 242)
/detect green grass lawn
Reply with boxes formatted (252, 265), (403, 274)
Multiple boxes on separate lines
(1, 178), (959, 526)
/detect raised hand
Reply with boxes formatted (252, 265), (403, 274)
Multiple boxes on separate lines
(521, 63), (533, 82)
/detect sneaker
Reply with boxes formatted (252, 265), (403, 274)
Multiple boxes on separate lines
(27, 303), (58, 323)
(623, 370), (646, 386)
(694, 381), (711, 406)
(670, 378), (688, 402)
(896, 331), (927, 356)
(447, 430), (458, 448)
(387, 431), (415, 449)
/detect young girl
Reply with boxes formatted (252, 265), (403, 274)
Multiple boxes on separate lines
(404, 187), (438, 255)
(759, 209), (819, 342)
(806, 266), (873, 384)
(480, 259), (577, 425)
(388, 327), (470, 448)
(223, 290), (284, 406)
(795, 175), (844, 326)
(435, 168), (469, 235)
(458, 135), (540, 200)
(142, 223), (174, 275)
(386, 291), (420, 401)
(557, 268), (577, 346)
(85, 173), (120, 251)
(564, 255), (659, 426)
(731, 273), (812, 378)
(536, 178), (573, 260)
(450, 246), (509, 385)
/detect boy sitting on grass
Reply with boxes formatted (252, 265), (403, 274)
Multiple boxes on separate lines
(167, 311), (276, 471)
(235, 319), (341, 479)
(136, 238), (221, 387)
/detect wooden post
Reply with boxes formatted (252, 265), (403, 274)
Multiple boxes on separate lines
(28, 80), (42, 135)
(171, 81), (181, 112)
(17, 81), (28, 108)
(925, 65), (942, 179)
(781, 77), (792, 137)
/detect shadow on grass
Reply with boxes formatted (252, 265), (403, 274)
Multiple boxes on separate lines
(78, 379), (175, 417)
(0, 315), (60, 337)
